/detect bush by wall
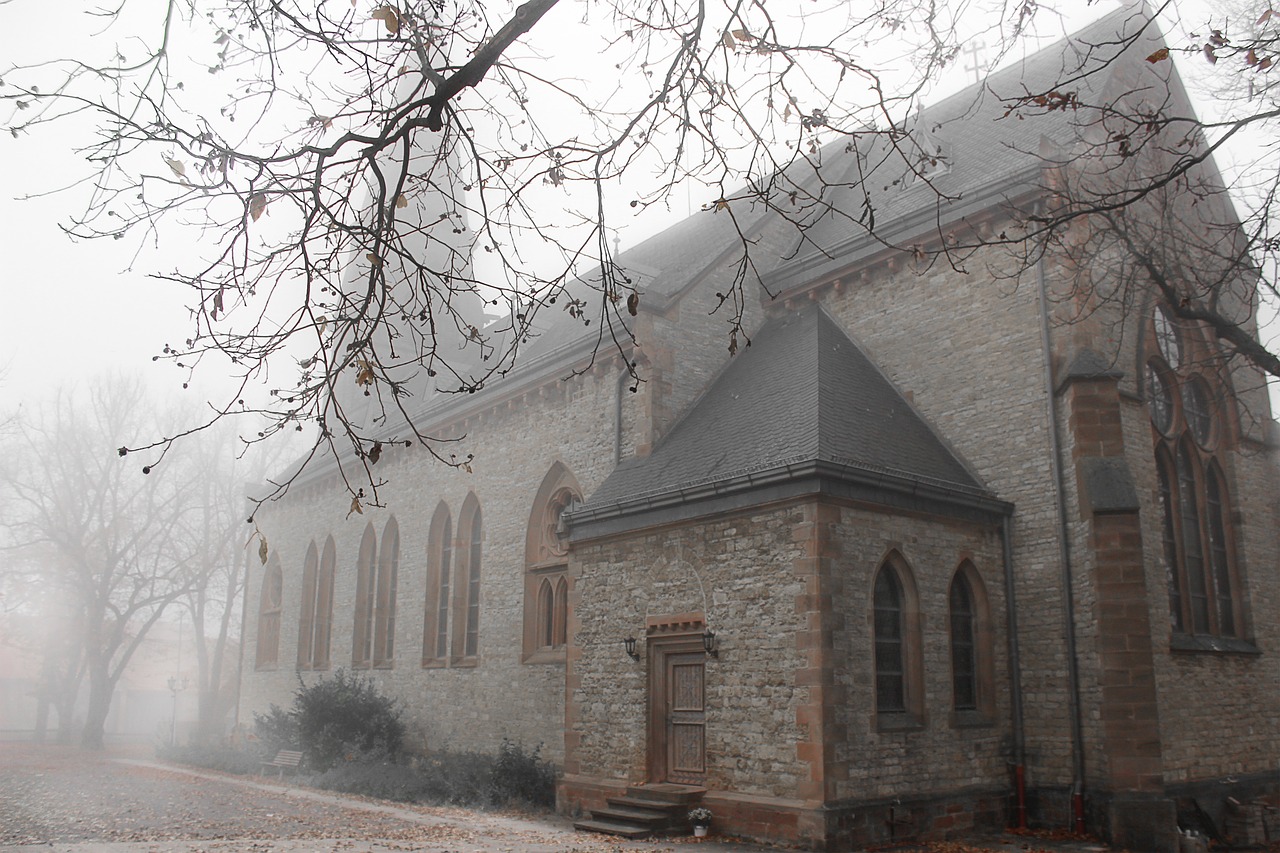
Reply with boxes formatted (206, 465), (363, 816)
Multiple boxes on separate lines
(253, 669), (405, 772)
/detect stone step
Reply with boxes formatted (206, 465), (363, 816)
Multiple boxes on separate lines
(623, 782), (706, 805)
(573, 818), (654, 839)
(598, 802), (678, 823)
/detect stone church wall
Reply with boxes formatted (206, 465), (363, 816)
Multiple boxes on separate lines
(240, 356), (630, 762)
(812, 242), (1079, 794)
(826, 504), (1008, 803)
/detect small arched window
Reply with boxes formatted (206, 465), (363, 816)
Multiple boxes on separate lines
(948, 562), (994, 721)
(256, 553), (283, 670)
(949, 574), (977, 711)
(871, 554), (923, 726)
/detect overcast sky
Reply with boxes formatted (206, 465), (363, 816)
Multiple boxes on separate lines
(4, 0), (1272, 423)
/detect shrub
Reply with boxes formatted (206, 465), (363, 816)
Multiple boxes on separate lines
(290, 669), (404, 771)
(488, 739), (557, 809)
(307, 741), (557, 810)
(253, 703), (300, 756)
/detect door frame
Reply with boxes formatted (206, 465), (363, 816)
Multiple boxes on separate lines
(646, 622), (708, 784)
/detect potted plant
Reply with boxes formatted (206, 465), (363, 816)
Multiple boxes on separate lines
(688, 806), (714, 838)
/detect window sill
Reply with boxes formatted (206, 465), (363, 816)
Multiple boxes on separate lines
(523, 647), (567, 665)
(296, 663), (331, 672)
(421, 658), (448, 669)
(875, 712), (924, 733)
(450, 657), (480, 669)
(254, 663), (278, 672)
(1169, 633), (1260, 655)
(373, 661), (395, 670)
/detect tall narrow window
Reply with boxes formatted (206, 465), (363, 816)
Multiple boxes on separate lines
(373, 517), (399, 667)
(352, 523), (377, 667)
(523, 464), (581, 663)
(297, 542), (319, 669)
(256, 554), (283, 670)
(948, 562), (994, 722)
(1145, 305), (1242, 640)
(313, 536), (335, 669)
(423, 503), (452, 666)
(873, 568), (905, 713)
(871, 554), (923, 727)
(453, 495), (483, 663)
(949, 574), (977, 711)
(464, 507), (482, 658)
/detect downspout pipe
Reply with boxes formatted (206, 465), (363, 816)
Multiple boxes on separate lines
(1036, 254), (1088, 833)
(1000, 515), (1027, 829)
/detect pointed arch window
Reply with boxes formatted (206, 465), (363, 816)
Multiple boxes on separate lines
(948, 563), (995, 723)
(523, 465), (581, 663)
(1145, 306), (1243, 642)
(373, 517), (399, 667)
(297, 539), (334, 670)
(423, 503), (453, 666)
(255, 553), (283, 670)
(352, 523), (377, 667)
(871, 555), (923, 728)
(453, 496), (483, 664)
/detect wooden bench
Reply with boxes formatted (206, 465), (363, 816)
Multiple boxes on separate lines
(260, 749), (303, 778)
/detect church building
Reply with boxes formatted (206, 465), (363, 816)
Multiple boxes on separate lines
(239, 7), (1280, 850)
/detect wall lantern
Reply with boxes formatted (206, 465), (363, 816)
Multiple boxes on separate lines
(702, 629), (719, 658)
(623, 636), (640, 661)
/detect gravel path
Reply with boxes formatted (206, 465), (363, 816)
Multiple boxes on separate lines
(0, 743), (759, 852)
(0, 743), (1119, 853)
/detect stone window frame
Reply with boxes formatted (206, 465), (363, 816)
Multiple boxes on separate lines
(255, 552), (283, 670)
(522, 463), (581, 664)
(297, 538), (336, 671)
(1143, 306), (1247, 645)
(351, 522), (377, 668)
(947, 561), (996, 726)
(870, 552), (924, 731)
(452, 494), (483, 666)
(422, 502), (453, 667)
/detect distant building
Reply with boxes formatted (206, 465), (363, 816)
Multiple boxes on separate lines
(239, 7), (1280, 850)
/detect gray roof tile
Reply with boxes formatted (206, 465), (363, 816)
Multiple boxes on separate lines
(579, 302), (987, 514)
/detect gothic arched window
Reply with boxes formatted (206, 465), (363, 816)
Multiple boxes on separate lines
(256, 553), (283, 670)
(1146, 305), (1242, 639)
(523, 464), (581, 663)
(423, 502), (452, 666)
(871, 554), (923, 726)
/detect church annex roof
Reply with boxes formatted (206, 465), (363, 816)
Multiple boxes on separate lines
(571, 302), (1006, 535)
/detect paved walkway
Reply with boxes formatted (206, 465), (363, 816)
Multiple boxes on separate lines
(0, 743), (1113, 853)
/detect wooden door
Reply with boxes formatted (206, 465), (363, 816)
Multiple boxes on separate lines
(663, 652), (706, 784)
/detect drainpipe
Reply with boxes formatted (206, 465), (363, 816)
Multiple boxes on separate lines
(1036, 254), (1087, 833)
(1000, 515), (1027, 829)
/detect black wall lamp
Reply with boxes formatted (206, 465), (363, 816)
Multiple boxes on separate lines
(623, 636), (640, 661)
(702, 629), (719, 658)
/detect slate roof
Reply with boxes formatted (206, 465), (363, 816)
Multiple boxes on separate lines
(770, 3), (1167, 287)
(574, 302), (997, 525)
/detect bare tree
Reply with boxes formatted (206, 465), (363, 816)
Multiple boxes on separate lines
(1, 377), (199, 749)
(1, 1), (1275, 498)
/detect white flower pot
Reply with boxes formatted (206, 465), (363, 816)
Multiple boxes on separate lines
(693, 825), (708, 838)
